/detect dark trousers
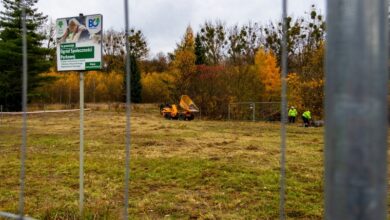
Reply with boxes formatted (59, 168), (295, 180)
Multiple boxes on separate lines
(302, 116), (309, 127)
(288, 116), (296, 123)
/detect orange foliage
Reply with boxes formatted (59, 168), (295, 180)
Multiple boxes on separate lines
(254, 49), (281, 101)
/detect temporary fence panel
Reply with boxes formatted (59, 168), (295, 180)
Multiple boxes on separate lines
(1, 0), (388, 219)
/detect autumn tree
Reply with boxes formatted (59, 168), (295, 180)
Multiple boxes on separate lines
(286, 42), (324, 117)
(101, 28), (147, 103)
(171, 26), (196, 99)
(103, 29), (126, 73)
(36, 71), (124, 104)
(189, 65), (229, 117)
(299, 42), (324, 115)
(103, 28), (148, 72)
(141, 71), (173, 103)
(140, 52), (169, 73)
(254, 48), (281, 101)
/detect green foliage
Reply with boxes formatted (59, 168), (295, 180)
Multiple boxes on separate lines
(227, 22), (260, 65)
(102, 29), (147, 103)
(194, 33), (207, 65)
(129, 28), (149, 59)
(262, 5), (325, 73)
(0, 0), (51, 111)
(199, 21), (227, 65)
(103, 28), (148, 73)
(130, 55), (142, 103)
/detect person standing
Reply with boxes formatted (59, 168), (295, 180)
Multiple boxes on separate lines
(302, 110), (311, 127)
(288, 106), (298, 123)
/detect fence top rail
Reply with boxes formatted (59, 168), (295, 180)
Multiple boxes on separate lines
(0, 109), (91, 115)
(0, 211), (37, 220)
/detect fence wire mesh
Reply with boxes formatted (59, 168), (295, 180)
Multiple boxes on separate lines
(228, 102), (280, 121)
(0, 0), (388, 219)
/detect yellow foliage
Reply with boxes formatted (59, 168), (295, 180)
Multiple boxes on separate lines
(254, 49), (281, 101)
(37, 71), (123, 103)
(287, 72), (324, 116)
(171, 47), (196, 98)
(141, 72), (174, 103)
(173, 50), (196, 76)
(287, 72), (303, 109)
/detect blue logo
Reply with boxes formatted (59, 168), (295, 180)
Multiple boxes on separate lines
(88, 17), (100, 28)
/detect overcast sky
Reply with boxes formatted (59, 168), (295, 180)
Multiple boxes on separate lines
(34, 0), (326, 57)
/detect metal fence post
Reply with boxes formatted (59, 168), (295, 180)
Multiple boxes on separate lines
(279, 0), (288, 219)
(124, 0), (132, 218)
(19, 3), (28, 219)
(325, 0), (388, 219)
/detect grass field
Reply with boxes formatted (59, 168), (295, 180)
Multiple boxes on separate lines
(1, 108), (326, 219)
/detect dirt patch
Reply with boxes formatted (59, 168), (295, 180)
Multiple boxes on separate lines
(140, 140), (163, 147)
(245, 145), (259, 151)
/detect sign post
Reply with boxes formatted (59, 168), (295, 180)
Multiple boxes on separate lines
(79, 71), (84, 216)
(56, 13), (103, 216)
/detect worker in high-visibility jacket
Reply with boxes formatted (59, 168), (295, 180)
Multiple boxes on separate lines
(288, 106), (298, 123)
(302, 110), (311, 127)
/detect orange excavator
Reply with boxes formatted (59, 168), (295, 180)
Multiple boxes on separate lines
(161, 95), (199, 121)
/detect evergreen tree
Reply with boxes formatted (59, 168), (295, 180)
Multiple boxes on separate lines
(0, 0), (51, 111)
(130, 55), (142, 103)
(195, 33), (206, 65)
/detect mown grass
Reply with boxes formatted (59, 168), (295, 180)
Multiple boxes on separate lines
(1, 109), (325, 219)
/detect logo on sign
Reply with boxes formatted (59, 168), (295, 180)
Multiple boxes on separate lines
(58, 20), (64, 28)
(88, 17), (100, 29)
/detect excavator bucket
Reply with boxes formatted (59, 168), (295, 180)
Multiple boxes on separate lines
(180, 95), (199, 112)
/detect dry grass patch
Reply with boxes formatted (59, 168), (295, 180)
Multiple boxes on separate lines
(0, 110), (331, 219)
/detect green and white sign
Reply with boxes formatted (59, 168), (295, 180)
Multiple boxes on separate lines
(56, 14), (103, 71)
